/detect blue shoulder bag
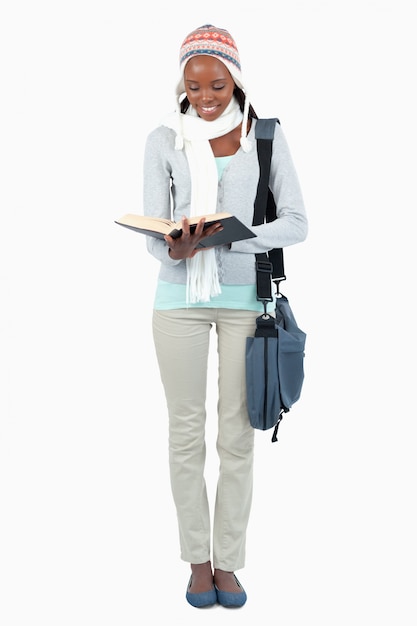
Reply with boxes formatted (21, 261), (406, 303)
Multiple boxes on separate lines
(245, 118), (306, 442)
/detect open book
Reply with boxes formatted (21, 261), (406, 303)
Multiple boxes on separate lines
(115, 212), (256, 248)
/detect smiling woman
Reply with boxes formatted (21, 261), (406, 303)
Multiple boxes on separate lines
(139, 23), (308, 609)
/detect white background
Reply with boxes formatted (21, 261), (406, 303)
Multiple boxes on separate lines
(1, 1), (416, 624)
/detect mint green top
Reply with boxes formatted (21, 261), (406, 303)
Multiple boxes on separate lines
(154, 280), (273, 311)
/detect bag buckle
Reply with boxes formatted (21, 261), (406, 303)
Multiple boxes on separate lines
(255, 260), (273, 275)
(256, 260), (274, 305)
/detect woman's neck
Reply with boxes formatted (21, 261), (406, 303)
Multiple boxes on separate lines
(209, 119), (252, 157)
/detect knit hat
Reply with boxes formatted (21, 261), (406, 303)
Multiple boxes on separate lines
(174, 24), (251, 152)
(176, 24), (244, 94)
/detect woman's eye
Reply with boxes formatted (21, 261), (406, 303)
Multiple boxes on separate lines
(187, 85), (225, 92)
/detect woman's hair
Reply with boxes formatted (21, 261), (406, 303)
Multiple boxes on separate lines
(180, 86), (258, 119)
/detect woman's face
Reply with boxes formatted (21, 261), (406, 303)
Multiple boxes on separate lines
(184, 55), (235, 121)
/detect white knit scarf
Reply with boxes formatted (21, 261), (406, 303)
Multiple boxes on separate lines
(162, 97), (251, 303)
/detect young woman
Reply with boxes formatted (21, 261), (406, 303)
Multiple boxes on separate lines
(143, 24), (307, 608)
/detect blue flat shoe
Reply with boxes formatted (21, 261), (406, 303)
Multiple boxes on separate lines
(215, 575), (247, 608)
(185, 576), (217, 608)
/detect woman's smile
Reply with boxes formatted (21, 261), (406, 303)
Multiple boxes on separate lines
(198, 104), (220, 118)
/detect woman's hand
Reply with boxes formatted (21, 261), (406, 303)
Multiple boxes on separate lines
(164, 216), (223, 260)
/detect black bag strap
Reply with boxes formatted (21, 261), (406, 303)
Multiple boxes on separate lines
(253, 118), (286, 305)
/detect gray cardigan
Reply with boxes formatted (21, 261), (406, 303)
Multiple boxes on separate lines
(143, 119), (308, 286)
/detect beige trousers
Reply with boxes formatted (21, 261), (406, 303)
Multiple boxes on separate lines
(152, 307), (259, 571)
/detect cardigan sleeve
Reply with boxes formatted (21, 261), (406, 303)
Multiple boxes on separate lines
(143, 128), (182, 266)
(230, 123), (308, 253)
